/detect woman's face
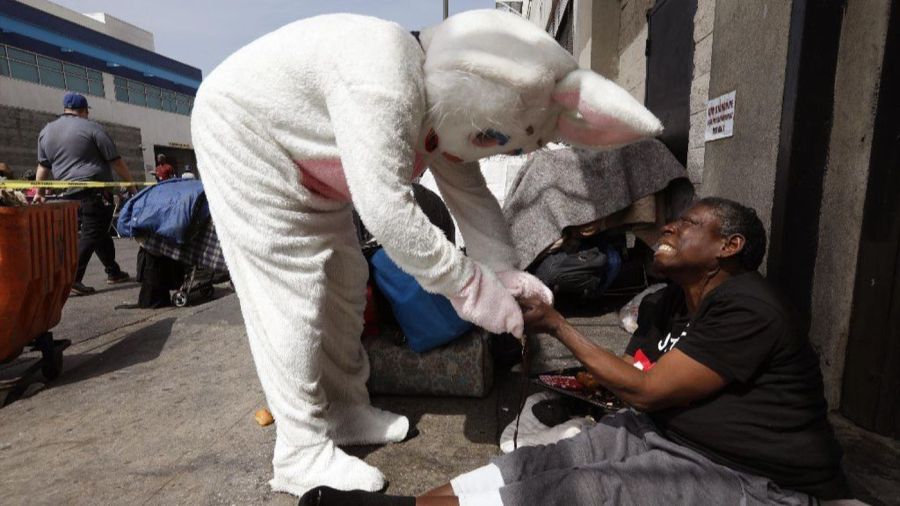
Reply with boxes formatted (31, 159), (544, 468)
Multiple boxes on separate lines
(652, 204), (726, 276)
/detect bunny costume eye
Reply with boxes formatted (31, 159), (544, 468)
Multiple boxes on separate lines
(470, 129), (510, 148)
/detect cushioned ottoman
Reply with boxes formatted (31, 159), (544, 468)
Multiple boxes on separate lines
(364, 327), (494, 398)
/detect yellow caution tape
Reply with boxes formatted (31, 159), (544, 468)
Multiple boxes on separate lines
(0, 180), (155, 190)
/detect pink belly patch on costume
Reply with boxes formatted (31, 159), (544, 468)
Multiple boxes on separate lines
(295, 159), (352, 201)
(295, 153), (428, 202)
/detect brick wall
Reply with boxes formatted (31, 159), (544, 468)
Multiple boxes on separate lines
(0, 104), (144, 181)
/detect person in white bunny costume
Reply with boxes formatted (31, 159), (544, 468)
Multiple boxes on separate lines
(191, 9), (661, 497)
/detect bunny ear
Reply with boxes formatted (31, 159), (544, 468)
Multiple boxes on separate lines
(552, 69), (663, 148)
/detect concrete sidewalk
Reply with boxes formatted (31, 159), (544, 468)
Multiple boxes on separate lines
(0, 239), (518, 505)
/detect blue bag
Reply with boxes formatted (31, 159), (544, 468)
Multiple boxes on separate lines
(117, 178), (208, 244)
(369, 249), (473, 353)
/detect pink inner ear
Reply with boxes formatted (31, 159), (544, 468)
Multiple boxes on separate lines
(552, 90), (580, 110)
(557, 113), (643, 147)
(553, 89), (649, 146)
(554, 91), (628, 130)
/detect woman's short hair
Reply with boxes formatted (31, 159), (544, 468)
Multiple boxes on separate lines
(698, 197), (767, 271)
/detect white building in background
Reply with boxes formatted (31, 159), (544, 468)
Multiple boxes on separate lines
(0, 0), (201, 180)
(496, 1), (524, 15)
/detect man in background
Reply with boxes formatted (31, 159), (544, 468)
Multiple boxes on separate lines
(0, 162), (13, 179)
(154, 154), (175, 181)
(35, 92), (136, 296)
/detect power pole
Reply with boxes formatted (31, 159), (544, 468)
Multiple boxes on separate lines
(443, 0), (449, 19)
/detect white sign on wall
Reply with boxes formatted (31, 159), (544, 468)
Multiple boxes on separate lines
(705, 91), (736, 142)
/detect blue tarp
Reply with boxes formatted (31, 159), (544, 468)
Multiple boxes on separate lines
(117, 178), (208, 245)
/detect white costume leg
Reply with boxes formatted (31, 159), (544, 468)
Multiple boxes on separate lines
(191, 95), (384, 496)
(316, 220), (410, 446)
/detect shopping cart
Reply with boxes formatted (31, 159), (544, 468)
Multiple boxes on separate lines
(138, 220), (229, 307)
(117, 178), (229, 308)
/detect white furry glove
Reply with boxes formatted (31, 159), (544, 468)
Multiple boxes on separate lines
(449, 263), (524, 338)
(497, 270), (554, 305)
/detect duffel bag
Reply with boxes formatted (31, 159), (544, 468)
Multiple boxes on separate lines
(369, 249), (473, 353)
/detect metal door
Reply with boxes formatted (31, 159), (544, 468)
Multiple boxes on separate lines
(645, 0), (697, 166)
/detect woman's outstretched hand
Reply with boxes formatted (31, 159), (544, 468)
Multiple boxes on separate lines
(517, 295), (565, 335)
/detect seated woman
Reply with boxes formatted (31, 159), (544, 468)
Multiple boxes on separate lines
(299, 197), (851, 506)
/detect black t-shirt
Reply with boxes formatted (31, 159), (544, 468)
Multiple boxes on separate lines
(625, 272), (848, 499)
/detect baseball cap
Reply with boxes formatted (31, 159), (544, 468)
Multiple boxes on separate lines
(63, 92), (89, 110)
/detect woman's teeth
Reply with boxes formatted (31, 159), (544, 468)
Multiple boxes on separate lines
(657, 244), (675, 253)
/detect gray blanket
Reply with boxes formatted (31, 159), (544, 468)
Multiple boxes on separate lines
(503, 140), (694, 268)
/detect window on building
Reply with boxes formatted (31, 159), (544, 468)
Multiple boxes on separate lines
(112, 74), (194, 116)
(161, 90), (175, 112)
(64, 63), (86, 77)
(66, 74), (89, 94)
(175, 96), (191, 115)
(1, 44), (106, 96)
(145, 85), (161, 109)
(9, 60), (39, 83)
(40, 69), (66, 89)
(38, 56), (65, 89)
(126, 79), (146, 106)
(7, 46), (39, 83)
(37, 56), (62, 71)
(87, 70), (104, 96)
(0, 46), (9, 77)
(7, 47), (36, 65)
(114, 75), (127, 100)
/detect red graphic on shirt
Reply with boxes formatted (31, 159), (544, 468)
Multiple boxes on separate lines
(633, 349), (655, 371)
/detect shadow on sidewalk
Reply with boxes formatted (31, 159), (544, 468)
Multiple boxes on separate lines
(0, 318), (177, 407)
(53, 317), (177, 387)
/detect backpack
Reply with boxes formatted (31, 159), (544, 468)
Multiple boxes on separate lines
(532, 242), (622, 309)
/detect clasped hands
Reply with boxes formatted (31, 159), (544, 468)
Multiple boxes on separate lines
(517, 294), (565, 336)
(448, 264), (566, 339)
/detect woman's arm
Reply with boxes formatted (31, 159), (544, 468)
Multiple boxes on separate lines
(520, 297), (726, 411)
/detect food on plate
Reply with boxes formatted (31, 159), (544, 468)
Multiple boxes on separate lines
(538, 374), (583, 391)
(575, 371), (602, 391)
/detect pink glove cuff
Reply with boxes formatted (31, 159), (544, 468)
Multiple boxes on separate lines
(497, 270), (554, 305)
(449, 264), (524, 338)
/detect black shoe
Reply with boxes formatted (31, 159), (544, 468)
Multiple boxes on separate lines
(70, 282), (96, 296)
(106, 271), (131, 284)
(298, 486), (325, 506)
(297, 486), (413, 506)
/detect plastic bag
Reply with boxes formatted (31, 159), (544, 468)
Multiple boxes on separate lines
(618, 283), (667, 333)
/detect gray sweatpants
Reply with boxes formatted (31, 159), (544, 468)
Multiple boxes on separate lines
(451, 409), (814, 506)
